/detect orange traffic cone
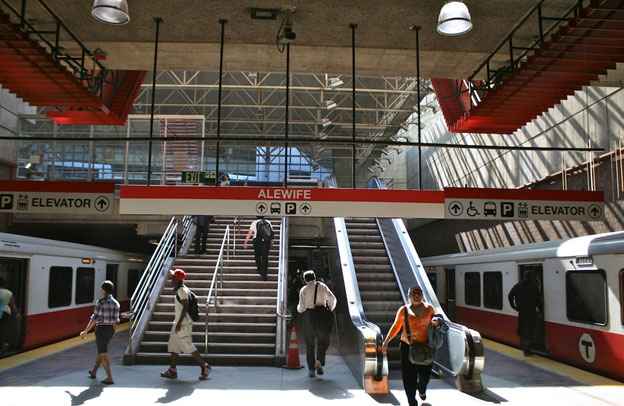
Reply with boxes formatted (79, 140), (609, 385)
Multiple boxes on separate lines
(282, 326), (304, 369)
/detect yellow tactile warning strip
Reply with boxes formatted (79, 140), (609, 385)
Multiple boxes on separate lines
(0, 323), (129, 373)
(482, 337), (623, 387)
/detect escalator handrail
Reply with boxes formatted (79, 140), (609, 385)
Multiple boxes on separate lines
(366, 177), (482, 380)
(325, 176), (385, 382)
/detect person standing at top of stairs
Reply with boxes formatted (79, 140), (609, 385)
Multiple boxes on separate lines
(243, 216), (274, 281)
(194, 215), (213, 255)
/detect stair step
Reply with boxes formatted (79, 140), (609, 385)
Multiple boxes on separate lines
(134, 352), (275, 366)
(147, 320), (276, 332)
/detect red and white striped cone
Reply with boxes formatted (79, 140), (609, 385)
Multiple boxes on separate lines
(282, 326), (304, 369)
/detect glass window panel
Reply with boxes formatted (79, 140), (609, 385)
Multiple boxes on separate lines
(566, 270), (607, 325)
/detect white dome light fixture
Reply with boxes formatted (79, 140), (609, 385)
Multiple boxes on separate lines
(92, 0), (130, 25)
(437, 1), (472, 36)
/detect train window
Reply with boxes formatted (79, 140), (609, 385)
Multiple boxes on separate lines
(75, 267), (95, 304)
(464, 272), (481, 307)
(483, 271), (503, 310)
(127, 269), (140, 297)
(48, 266), (72, 308)
(566, 270), (607, 325)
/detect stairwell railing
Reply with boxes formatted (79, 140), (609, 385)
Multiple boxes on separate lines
(467, 0), (590, 104)
(0, 0), (108, 96)
(204, 225), (230, 353)
(125, 215), (193, 355)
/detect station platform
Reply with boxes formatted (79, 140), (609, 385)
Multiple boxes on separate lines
(0, 326), (621, 406)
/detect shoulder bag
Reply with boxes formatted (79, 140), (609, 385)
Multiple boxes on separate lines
(404, 306), (434, 365)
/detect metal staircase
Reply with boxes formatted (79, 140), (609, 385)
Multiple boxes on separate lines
(344, 217), (403, 371)
(433, 0), (624, 134)
(0, 3), (145, 126)
(133, 216), (281, 366)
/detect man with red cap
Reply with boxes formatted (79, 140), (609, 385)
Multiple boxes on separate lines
(160, 268), (211, 380)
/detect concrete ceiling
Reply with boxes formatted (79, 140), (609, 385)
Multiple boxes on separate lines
(13, 0), (580, 79)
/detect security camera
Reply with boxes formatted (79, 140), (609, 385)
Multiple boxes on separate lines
(279, 27), (296, 44)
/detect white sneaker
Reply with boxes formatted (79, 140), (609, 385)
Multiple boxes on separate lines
(308, 369), (315, 377)
(314, 360), (324, 375)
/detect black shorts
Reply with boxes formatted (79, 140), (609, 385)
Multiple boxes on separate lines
(95, 325), (115, 354)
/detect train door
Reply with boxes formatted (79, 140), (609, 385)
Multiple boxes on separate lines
(0, 258), (27, 355)
(518, 264), (546, 354)
(445, 268), (456, 322)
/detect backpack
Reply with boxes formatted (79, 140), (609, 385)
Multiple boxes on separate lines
(256, 219), (274, 242)
(176, 287), (200, 322)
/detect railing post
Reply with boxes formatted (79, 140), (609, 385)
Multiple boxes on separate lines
(174, 220), (179, 258)
(508, 37), (514, 70)
(537, 3), (544, 44)
(20, 0), (26, 29)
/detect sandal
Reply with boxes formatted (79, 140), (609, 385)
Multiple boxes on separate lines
(88, 371), (96, 379)
(100, 380), (115, 385)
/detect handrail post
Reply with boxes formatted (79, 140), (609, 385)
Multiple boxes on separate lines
(175, 219), (179, 258)
(508, 37), (514, 70)
(20, 0), (26, 29)
(537, 3), (544, 44)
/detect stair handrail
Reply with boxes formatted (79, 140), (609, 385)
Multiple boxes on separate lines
(126, 215), (192, 353)
(467, 0), (590, 102)
(204, 225), (230, 353)
(275, 217), (289, 363)
(0, 0), (107, 94)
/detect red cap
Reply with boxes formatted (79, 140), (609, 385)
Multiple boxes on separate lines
(169, 268), (186, 281)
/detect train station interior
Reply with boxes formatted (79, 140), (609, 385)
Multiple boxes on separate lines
(0, 1), (623, 405)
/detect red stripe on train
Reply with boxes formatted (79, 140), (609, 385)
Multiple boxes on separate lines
(456, 306), (624, 381)
(22, 300), (130, 351)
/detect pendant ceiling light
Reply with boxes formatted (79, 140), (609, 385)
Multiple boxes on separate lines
(437, 1), (472, 36)
(92, 0), (130, 25)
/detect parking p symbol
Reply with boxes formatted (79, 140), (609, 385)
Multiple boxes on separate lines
(501, 202), (514, 218)
(0, 194), (13, 210)
(285, 202), (296, 215)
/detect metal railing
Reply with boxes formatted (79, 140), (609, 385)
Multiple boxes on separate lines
(125, 215), (192, 356)
(274, 217), (290, 363)
(467, 0), (589, 104)
(0, 0), (107, 95)
(204, 225), (231, 353)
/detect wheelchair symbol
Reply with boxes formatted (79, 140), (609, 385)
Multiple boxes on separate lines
(467, 201), (479, 217)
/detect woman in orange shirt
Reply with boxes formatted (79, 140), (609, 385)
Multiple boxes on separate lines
(382, 285), (440, 405)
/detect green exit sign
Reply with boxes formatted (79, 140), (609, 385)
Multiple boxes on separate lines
(181, 171), (216, 184)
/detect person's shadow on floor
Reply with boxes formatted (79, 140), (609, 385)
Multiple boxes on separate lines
(156, 381), (197, 404)
(65, 386), (104, 405)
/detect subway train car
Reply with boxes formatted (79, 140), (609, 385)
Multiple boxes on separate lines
(0, 232), (148, 353)
(421, 231), (624, 382)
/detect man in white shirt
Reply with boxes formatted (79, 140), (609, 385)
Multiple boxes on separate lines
(243, 216), (274, 280)
(160, 269), (211, 380)
(297, 270), (337, 377)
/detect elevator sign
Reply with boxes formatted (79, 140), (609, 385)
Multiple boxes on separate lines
(444, 188), (604, 221)
(0, 181), (114, 215)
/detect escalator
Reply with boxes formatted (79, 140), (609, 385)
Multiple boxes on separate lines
(326, 176), (484, 394)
